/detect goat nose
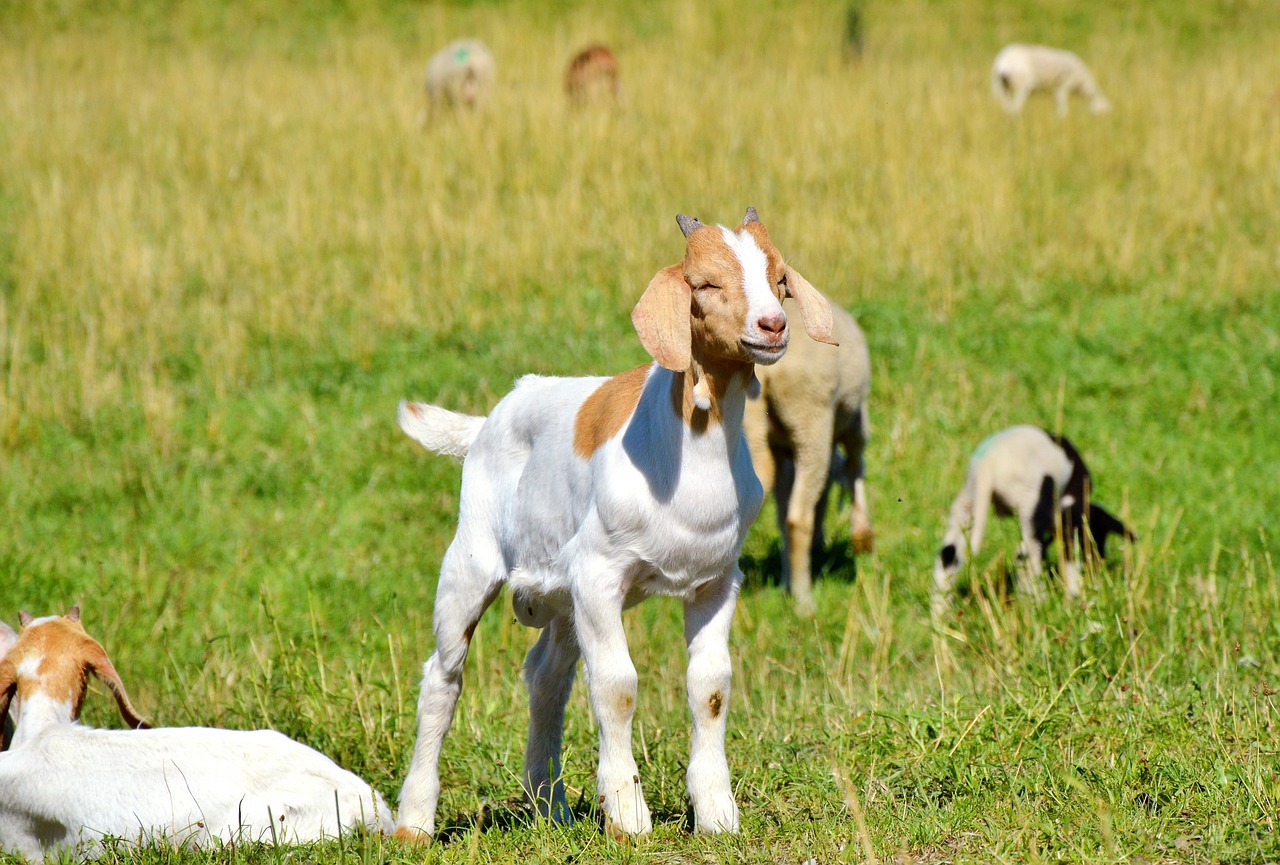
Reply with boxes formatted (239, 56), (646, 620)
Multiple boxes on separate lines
(757, 310), (786, 335)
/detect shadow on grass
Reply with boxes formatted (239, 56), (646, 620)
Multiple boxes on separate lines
(739, 535), (862, 596)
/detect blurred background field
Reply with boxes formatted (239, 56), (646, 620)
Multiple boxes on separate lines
(2, 0), (1279, 862)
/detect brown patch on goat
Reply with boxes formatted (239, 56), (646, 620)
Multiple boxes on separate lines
(708, 690), (724, 719)
(393, 825), (431, 845)
(573, 364), (650, 459)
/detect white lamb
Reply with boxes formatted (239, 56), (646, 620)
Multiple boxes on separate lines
(394, 208), (835, 841)
(0, 607), (394, 862)
(424, 39), (495, 122)
(743, 294), (873, 615)
(933, 425), (1133, 609)
(991, 43), (1111, 115)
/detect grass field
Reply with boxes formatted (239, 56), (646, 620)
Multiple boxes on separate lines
(3, 0), (1280, 861)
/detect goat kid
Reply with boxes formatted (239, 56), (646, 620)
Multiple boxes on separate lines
(565, 45), (622, 105)
(991, 43), (1111, 116)
(0, 607), (394, 862)
(933, 425), (1134, 611)
(744, 293), (873, 615)
(395, 208), (834, 841)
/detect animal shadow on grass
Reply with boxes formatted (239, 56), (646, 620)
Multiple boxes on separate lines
(432, 792), (691, 842)
(740, 532), (860, 595)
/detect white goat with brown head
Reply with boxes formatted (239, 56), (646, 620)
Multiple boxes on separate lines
(395, 208), (834, 841)
(0, 607), (393, 862)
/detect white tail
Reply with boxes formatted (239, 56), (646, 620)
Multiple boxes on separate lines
(397, 400), (486, 461)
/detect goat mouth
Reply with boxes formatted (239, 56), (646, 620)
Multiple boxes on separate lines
(741, 338), (788, 363)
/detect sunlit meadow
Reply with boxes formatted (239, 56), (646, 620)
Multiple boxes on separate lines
(2, 0), (1279, 862)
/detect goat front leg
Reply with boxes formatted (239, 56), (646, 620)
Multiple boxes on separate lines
(684, 573), (742, 833)
(523, 615), (580, 824)
(785, 435), (835, 616)
(573, 564), (652, 838)
(397, 543), (502, 840)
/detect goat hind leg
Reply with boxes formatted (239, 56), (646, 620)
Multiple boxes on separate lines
(523, 615), (580, 824)
(397, 544), (502, 839)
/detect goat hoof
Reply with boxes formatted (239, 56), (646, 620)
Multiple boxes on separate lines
(851, 526), (875, 554)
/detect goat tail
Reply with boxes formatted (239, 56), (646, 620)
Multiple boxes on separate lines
(397, 400), (486, 462)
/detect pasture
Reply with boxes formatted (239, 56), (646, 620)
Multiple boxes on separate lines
(2, 0), (1279, 861)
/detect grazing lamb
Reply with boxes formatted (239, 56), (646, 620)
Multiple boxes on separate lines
(424, 39), (495, 122)
(991, 43), (1111, 115)
(0, 607), (394, 862)
(394, 208), (835, 841)
(743, 294), (873, 615)
(933, 425), (1134, 609)
(565, 44), (621, 105)
(0, 621), (13, 750)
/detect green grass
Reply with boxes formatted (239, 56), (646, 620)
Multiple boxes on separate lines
(3, 0), (1280, 862)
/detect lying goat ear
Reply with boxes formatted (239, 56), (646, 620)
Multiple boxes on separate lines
(86, 643), (150, 730)
(0, 659), (16, 748)
(783, 266), (837, 346)
(632, 264), (692, 371)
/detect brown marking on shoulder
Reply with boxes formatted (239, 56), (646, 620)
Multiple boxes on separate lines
(708, 690), (724, 718)
(573, 365), (651, 459)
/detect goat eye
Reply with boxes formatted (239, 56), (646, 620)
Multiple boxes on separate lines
(778, 273), (788, 287)
(702, 283), (721, 291)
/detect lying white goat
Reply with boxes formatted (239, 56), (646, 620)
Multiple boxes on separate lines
(933, 425), (1133, 609)
(395, 208), (834, 840)
(991, 43), (1111, 115)
(0, 607), (394, 861)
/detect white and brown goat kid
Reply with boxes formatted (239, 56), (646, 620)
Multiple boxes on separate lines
(0, 607), (393, 862)
(395, 208), (835, 840)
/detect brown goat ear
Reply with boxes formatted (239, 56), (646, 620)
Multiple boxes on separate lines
(86, 643), (150, 731)
(782, 266), (837, 346)
(0, 659), (16, 749)
(66, 605), (80, 623)
(632, 264), (692, 372)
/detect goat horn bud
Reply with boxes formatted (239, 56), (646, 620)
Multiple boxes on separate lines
(676, 213), (704, 237)
(743, 206), (760, 224)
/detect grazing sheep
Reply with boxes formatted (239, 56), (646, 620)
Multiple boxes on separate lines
(394, 208), (835, 841)
(933, 425), (1134, 609)
(0, 607), (394, 862)
(0, 621), (13, 751)
(424, 39), (495, 122)
(565, 44), (621, 105)
(991, 43), (1111, 115)
(743, 294), (873, 615)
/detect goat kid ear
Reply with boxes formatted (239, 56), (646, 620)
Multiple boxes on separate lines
(632, 264), (692, 372)
(86, 643), (151, 731)
(782, 266), (838, 346)
(0, 660), (15, 747)
(65, 604), (80, 623)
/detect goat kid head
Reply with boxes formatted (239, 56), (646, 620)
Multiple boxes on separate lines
(0, 605), (150, 743)
(632, 208), (836, 375)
